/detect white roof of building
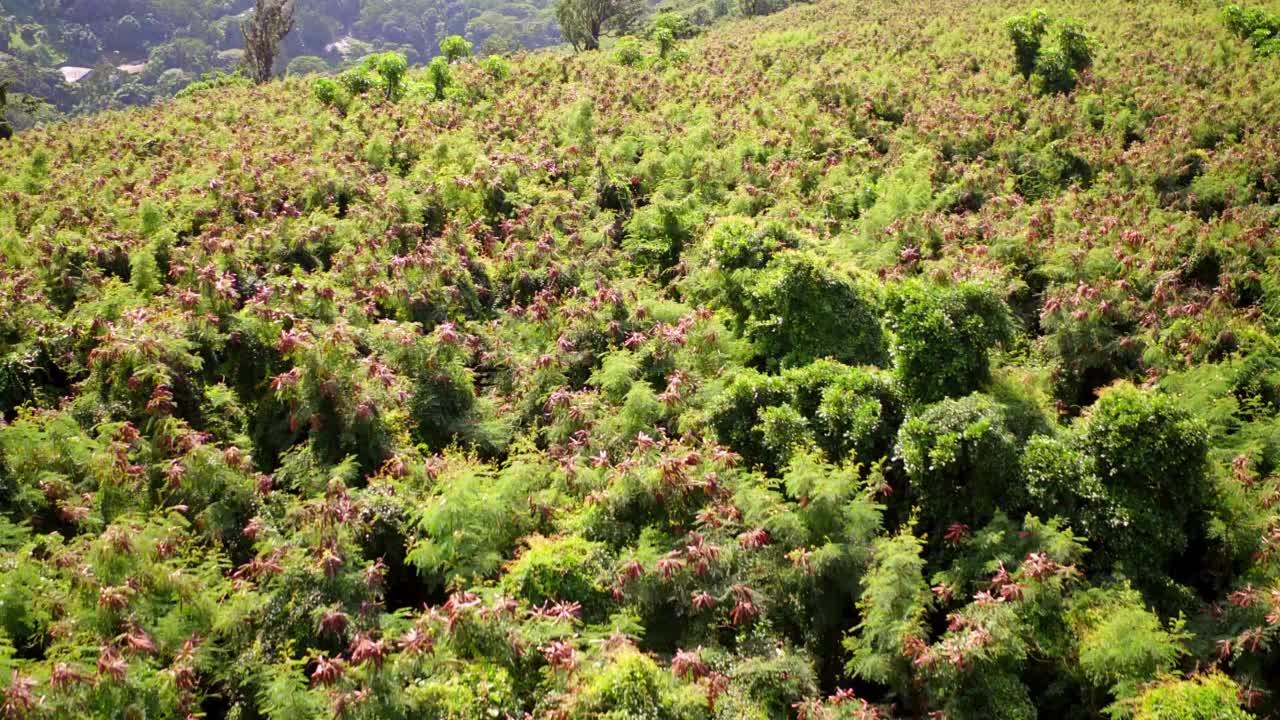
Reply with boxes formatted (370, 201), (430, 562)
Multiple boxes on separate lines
(59, 66), (93, 83)
(325, 36), (355, 55)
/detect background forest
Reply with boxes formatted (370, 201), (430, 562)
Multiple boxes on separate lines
(0, 0), (723, 123)
(1, 0), (1280, 718)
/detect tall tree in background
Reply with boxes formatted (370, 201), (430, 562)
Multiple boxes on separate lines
(555, 0), (645, 51)
(0, 82), (11, 140)
(242, 0), (297, 83)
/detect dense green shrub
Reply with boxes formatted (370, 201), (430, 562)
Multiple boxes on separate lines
(314, 51), (408, 111)
(1221, 4), (1280, 56)
(407, 457), (547, 586)
(1005, 10), (1095, 94)
(1070, 586), (1188, 701)
(1075, 384), (1210, 589)
(501, 534), (612, 620)
(844, 527), (931, 702)
(405, 661), (521, 718)
(707, 360), (902, 470)
(572, 649), (706, 719)
(885, 281), (1013, 405)
(783, 360), (903, 465)
(614, 36), (646, 66)
(895, 393), (1023, 538)
(2, 0), (1280, 716)
(742, 250), (887, 369)
(285, 55), (329, 76)
(1005, 9), (1051, 79)
(729, 650), (819, 719)
(706, 368), (792, 469)
(440, 34), (474, 62)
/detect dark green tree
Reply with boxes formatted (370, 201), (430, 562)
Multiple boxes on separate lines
(0, 82), (11, 140)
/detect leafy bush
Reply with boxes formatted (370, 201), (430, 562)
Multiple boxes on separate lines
(427, 55), (451, 98)
(572, 649), (706, 719)
(314, 51), (408, 110)
(1070, 586), (1188, 700)
(895, 393), (1023, 538)
(651, 11), (700, 40)
(1004, 9), (1051, 79)
(885, 281), (1013, 405)
(742, 250), (888, 369)
(1005, 10), (1095, 94)
(1133, 673), (1255, 720)
(707, 360), (902, 470)
(783, 360), (903, 465)
(440, 34), (474, 62)
(844, 526), (931, 700)
(615, 36), (646, 66)
(501, 534), (612, 620)
(407, 457), (546, 586)
(285, 55), (329, 76)
(1075, 384), (1210, 595)
(1222, 5), (1280, 56)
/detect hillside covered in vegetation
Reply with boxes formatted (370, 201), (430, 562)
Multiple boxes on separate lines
(1, 0), (1280, 717)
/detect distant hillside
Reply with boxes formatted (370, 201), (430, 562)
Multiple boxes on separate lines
(0, 0), (723, 123)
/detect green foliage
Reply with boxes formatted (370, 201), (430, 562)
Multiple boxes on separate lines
(1005, 10), (1096, 94)
(728, 649), (819, 718)
(1004, 9), (1051, 80)
(556, 0), (647, 52)
(439, 34), (474, 63)
(1077, 384), (1209, 588)
(407, 457), (546, 585)
(1133, 673), (1255, 720)
(844, 526), (931, 697)
(427, 55), (451, 99)
(651, 11), (699, 40)
(614, 35), (646, 66)
(285, 55), (330, 76)
(1222, 5), (1280, 56)
(482, 54), (512, 81)
(885, 281), (1013, 405)
(707, 360), (901, 470)
(314, 51), (407, 110)
(406, 660), (520, 718)
(1071, 586), (1188, 701)
(501, 534), (612, 618)
(573, 649), (706, 719)
(741, 250), (887, 369)
(895, 393), (1023, 537)
(2, 0), (1280, 716)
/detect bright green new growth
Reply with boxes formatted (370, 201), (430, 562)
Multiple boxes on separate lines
(1133, 673), (1255, 720)
(312, 51), (409, 113)
(440, 34), (474, 63)
(1221, 4), (1280, 56)
(845, 526), (931, 695)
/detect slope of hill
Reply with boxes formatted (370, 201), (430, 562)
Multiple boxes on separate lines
(1, 0), (1280, 717)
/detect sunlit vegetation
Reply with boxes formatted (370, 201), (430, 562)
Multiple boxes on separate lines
(0, 0), (1279, 718)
